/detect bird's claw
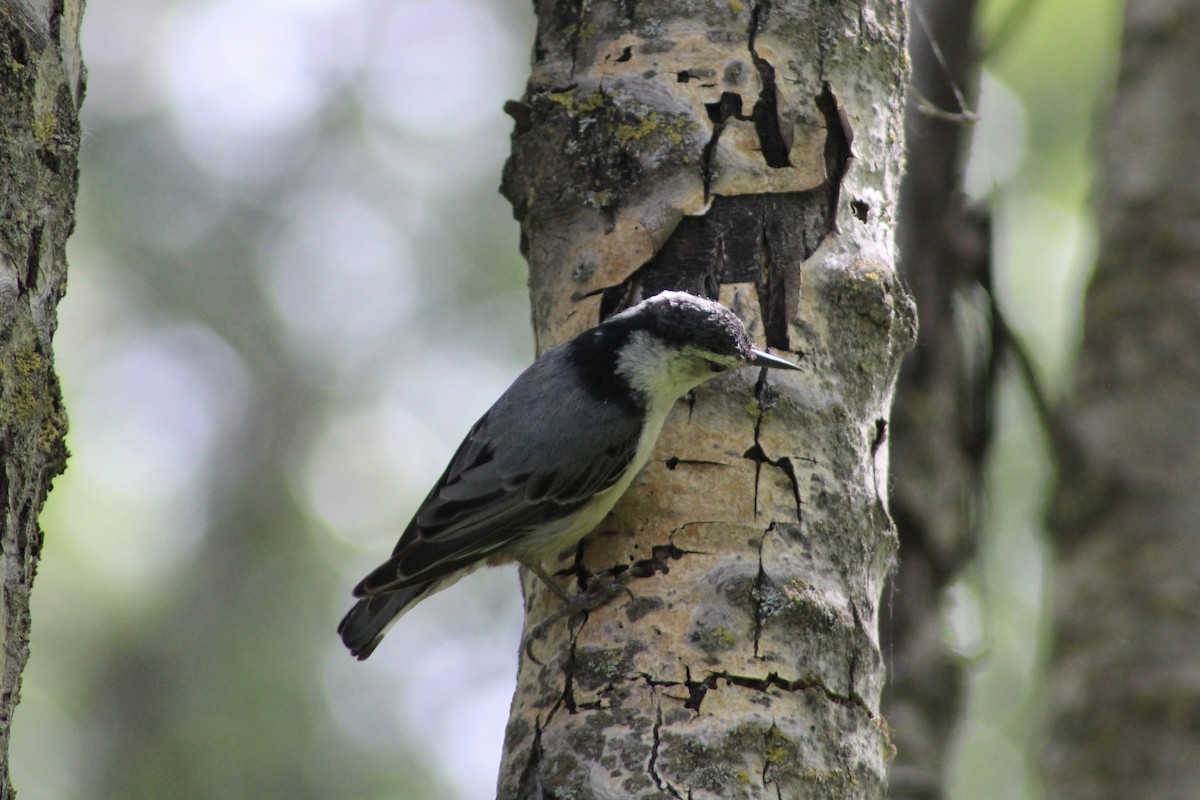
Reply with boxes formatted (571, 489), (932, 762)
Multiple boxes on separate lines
(522, 572), (633, 664)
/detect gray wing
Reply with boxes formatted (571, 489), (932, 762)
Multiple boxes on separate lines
(354, 349), (643, 597)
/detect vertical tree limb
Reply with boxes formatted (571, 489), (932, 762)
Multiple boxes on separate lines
(498, 2), (912, 797)
(887, 0), (990, 796)
(0, 0), (85, 794)
(1044, 2), (1200, 797)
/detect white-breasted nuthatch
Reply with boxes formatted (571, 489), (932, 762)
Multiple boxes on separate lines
(338, 291), (800, 659)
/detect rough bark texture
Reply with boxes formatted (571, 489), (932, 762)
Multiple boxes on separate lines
(1043, 2), (1200, 798)
(0, 0), (84, 793)
(498, 2), (912, 797)
(887, 0), (989, 797)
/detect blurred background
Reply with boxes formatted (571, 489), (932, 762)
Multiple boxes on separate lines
(11, 0), (1120, 797)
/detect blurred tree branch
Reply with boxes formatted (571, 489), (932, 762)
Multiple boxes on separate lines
(1044, 2), (1200, 796)
(888, 0), (992, 796)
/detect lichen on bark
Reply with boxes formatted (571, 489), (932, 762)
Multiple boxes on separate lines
(0, 2), (84, 793)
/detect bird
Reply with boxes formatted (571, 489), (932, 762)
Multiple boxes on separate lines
(338, 291), (801, 659)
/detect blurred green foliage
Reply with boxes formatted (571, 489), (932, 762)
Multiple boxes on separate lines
(12, 0), (1121, 798)
(17, 1), (534, 797)
(950, 1), (1122, 799)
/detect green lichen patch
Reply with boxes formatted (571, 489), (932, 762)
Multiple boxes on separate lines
(689, 621), (740, 654)
(547, 87), (606, 116)
(511, 85), (703, 222)
(614, 110), (696, 149)
(574, 645), (634, 691)
(33, 111), (56, 141)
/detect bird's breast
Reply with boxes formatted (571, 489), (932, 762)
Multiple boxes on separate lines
(513, 399), (676, 562)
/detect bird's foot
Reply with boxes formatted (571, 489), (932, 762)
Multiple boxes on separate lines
(522, 571), (633, 664)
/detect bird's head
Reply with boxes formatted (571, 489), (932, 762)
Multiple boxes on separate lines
(603, 291), (800, 404)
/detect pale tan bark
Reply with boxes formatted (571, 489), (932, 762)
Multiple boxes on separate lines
(0, 0), (85, 794)
(1044, 1), (1200, 797)
(498, 2), (912, 797)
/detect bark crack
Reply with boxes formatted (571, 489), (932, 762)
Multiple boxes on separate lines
(557, 623), (587, 716)
(682, 668), (873, 715)
(24, 223), (42, 290)
(568, 540), (591, 592)
(756, 209), (788, 351)
(700, 91), (744, 200)
(683, 666), (708, 712)
(747, 442), (763, 517)
(536, 592), (590, 719)
(567, 0), (586, 78)
(723, 670), (871, 714)
(649, 702), (685, 799)
(626, 543), (688, 579)
(752, 527), (771, 658)
(745, 371), (805, 520)
(664, 456), (727, 470)
(846, 596), (868, 710)
(699, 0), (794, 199)
(516, 717), (546, 798)
(748, 1), (792, 168)
(867, 417), (887, 538)
(578, 530), (699, 585)
(814, 82), (854, 232)
(761, 721), (780, 792)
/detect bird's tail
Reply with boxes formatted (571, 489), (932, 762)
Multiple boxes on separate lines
(337, 584), (434, 660)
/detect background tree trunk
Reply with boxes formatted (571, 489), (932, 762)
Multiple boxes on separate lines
(0, 0), (84, 794)
(887, 0), (990, 796)
(1044, 1), (1200, 797)
(497, 2), (912, 797)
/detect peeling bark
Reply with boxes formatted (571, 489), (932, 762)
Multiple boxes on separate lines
(498, 2), (911, 798)
(1044, 2), (1200, 797)
(0, 0), (84, 793)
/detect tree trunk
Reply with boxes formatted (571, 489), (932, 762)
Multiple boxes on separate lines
(1044, 1), (1200, 797)
(0, 0), (84, 794)
(887, 0), (989, 796)
(497, 2), (912, 797)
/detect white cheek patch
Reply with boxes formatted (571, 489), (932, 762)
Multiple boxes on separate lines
(615, 332), (732, 401)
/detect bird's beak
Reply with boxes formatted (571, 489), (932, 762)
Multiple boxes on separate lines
(749, 348), (802, 370)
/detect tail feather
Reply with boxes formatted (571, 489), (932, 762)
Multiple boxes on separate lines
(337, 584), (433, 660)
